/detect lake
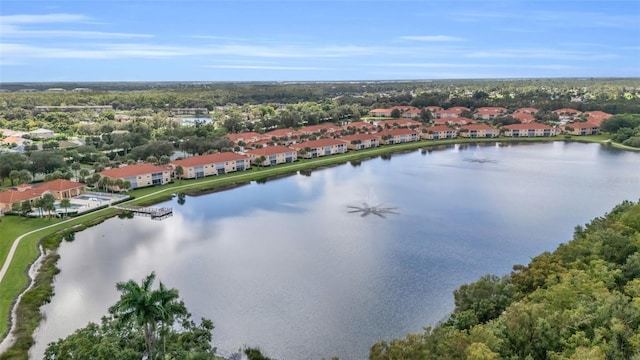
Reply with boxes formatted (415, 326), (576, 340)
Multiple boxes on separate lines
(30, 142), (640, 359)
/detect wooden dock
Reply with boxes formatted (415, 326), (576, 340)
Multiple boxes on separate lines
(115, 205), (173, 220)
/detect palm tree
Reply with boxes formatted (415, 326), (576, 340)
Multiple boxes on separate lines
(42, 193), (56, 217)
(109, 272), (186, 360)
(59, 198), (71, 217)
(79, 168), (90, 183)
(34, 197), (44, 218)
(109, 272), (161, 358)
(155, 282), (186, 358)
(71, 162), (81, 181)
(175, 165), (184, 183)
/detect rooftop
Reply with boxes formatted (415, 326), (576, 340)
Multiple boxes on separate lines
(100, 163), (170, 178)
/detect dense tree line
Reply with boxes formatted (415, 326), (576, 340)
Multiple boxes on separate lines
(600, 114), (640, 148)
(370, 200), (640, 359)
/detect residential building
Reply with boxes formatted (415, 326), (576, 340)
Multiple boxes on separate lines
(298, 124), (342, 135)
(434, 106), (470, 119)
(29, 128), (55, 139)
(512, 112), (536, 123)
(342, 121), (377, 132)
(474, 107), (508, 120)
(553, 108), (582, 121)
(0, 179), (85, 213)
(433, 117), (476, 126)
(583, 111), (613, 126)
(291, 138), (347, 158)
(171, 152), (250, 179)
(459, 124), (499, 138)
(502, 123), (559, 137)
(226, 132), (267, 145)
(33, 105), (112, 113)
(376, 119), (422, 129)
(424, 106), (444, 113)
(515, 107), (539, 114)
(422, 125), (457, 140)
(368, 108), (391, 117)
(100, 163), (172, 189)
(245, 145), (297, 166)
(263, 128), (301, 141)
(170, 108), (209, 115)
(564, 122), (600, 135)
(339, 133), (381, 150)
(379, 128), (420, 144)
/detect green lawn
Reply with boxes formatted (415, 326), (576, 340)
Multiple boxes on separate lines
(0, 134), (629, 344)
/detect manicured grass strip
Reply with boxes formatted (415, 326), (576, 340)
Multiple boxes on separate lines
(0, 209), (118, 339)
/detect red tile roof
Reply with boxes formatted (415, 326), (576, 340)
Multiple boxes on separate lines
(290, 138), (346, 150)
(584, 111), (612, 125)
(449, 106), (470, 112)
(39, 179), (85, 192)
(433, 117), (475, 125)
(264, 128), (300, 138)
(564, 122), (599, 129)
(245, 145), (295, 157)
(504, 122), (552, 130)
(475, 107), (507, 114)
(379, 128), (420, 136)
(298, 124), (341, 134)
(0, 189), (39, 205)
(424, 106), (443, 112)
(100, 163), (170, 179)
(339, 133), (381, 142)
(171, 152), (248, 168)
(515, 107), (539, 114)
(226, 132), (266, 143)
(461, 123), (496, 131)
(343, 121), (377, 130)
(0, 179), (84, 205)
(377, 119), (422, 127)
(425, 125), (455, 132)
(512, 112), (535, 123)
(553, 108), (581, 115)
(390, 105), (420, 112)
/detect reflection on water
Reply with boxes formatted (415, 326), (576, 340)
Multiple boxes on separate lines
(31, 142), (640, 360)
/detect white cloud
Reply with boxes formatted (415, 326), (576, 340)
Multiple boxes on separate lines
(464, 48), (618, 61)
(400, 35), (463, 42)
(0, 13), (90, 24)
(378, 63), (578, 70)
(0, 42), (390, 60)
(205, 65), (331, 71)
(1, 25), (152, 39)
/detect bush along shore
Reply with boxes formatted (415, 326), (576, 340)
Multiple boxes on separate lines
(0, 135), (634, 359)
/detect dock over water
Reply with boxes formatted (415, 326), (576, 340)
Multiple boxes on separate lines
(114, 205), (173, 220)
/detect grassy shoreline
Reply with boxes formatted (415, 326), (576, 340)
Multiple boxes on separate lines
(0, 134), (632, 356)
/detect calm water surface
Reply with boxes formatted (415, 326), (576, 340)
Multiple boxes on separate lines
(31, 142), (640, 359)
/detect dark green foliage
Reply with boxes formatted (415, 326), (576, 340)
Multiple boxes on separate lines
(450, 275), (513, 329)
(44, 272), (218, 360)
(370, 201), (640, 359)
(601, 114), (640, 148)
(244, 347), (277, 360)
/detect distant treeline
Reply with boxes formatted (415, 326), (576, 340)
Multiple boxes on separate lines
(1, 78), (639, 114)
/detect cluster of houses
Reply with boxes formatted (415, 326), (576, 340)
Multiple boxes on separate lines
(81, 107), (612, 192)
(368, 106), (612, 136)
(0, 179), (85, 214)
(0, 105), (616, 213)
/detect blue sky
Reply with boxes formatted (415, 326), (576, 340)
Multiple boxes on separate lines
(1, 0), (639, 82)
